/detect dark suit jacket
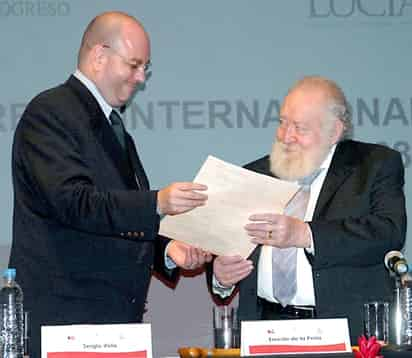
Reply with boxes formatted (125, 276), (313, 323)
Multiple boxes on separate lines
(9, 76), (177, 358)
(210, 140), (407, 344)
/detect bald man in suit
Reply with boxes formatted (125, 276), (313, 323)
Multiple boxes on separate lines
(10, 11), (211, 358)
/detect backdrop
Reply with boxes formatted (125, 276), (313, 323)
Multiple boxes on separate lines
(0, 1), (411, 356)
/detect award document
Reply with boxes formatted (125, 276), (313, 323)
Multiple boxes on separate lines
(160, 155), (299, 257)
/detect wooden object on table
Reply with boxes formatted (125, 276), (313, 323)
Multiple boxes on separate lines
(178, 347), (240, 358)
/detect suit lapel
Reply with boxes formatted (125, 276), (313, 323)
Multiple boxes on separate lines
(65, 76), (140, 190)
(99, 118), (140, 189)
(313, 141), (354, 219)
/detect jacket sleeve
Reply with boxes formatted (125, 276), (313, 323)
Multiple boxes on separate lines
(153, 235), (180, 285)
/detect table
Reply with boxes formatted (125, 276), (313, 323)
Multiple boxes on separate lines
(178, 347), (412, 357)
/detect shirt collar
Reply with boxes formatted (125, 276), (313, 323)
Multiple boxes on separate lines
(321, 143), (337, 172)
(73, 69), (113, 119)
(308, 143), (336, 186)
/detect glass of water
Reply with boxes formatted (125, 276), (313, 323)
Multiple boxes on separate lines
(212, 305), (240, 349)
(363, 301), (389, 346)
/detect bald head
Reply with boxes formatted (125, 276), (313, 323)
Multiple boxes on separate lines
(77, 11), (148, 67)
(76, 11), (150, 107)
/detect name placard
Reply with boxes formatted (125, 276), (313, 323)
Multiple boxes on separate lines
(41, 323), (152, 358)
(241, 318), (351, 356)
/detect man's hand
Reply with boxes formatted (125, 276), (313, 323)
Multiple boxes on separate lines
(213, 255), (253, 287)
(157, 182), (207, 216)
(244, 213), (311, 248)
(167, 240), (212, 270)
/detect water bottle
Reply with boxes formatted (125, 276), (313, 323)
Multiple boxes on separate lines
(399, 281), (412, 346)
(0, 268), (24, 358)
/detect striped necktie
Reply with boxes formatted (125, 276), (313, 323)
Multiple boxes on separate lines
(272, 169), (322, 306)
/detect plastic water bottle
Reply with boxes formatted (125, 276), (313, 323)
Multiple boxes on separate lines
(0, 268), (24, 358)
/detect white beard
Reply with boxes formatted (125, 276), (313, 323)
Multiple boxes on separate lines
(270, 139), (332, 181)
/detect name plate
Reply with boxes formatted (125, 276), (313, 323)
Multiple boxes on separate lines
(41, 323), (152, 358)
(241, 318), (351, 356)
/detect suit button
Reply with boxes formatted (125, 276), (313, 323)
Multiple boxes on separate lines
(127, 232), (133, 237)
(120, 232), (125, 237)
(133, 232), (140, 237)
(140, 232), (145, 238)
(315, 273), (320, 279)
(131, 297), (136, 303)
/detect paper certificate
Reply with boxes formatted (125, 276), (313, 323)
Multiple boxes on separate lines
(159, 155), (299, 258)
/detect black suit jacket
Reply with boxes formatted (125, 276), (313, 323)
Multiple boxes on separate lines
(9, 76), (177, 358)
(210, 140), (407, 344)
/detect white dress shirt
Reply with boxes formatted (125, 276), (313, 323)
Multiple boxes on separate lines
(73, 69), (114, 120)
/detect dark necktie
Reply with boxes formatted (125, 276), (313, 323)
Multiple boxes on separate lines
(110, 110), (126, 149)
(272, 169), (322, 306)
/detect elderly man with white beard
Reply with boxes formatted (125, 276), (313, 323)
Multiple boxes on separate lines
(207, 76), (407, 344)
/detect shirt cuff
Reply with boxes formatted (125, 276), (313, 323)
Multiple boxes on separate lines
(156, 190), (165, 218)
(164, 241), (177, 270)
(304, 223), (315, 255)
(212, 275), (235, 298)
(156, 205), (165, 219)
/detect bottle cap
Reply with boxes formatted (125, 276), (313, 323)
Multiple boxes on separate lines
(3, 268), (16, 280)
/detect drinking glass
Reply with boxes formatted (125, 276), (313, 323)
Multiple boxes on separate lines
(363, 301), (389, 346)
(212, 305), (240, 349)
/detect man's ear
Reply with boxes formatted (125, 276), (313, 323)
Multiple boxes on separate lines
(332, 119), (344, 144)
(91, 44), (107, 71)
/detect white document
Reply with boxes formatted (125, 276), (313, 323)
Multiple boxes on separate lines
(159, 155), (299, 258)
(41, 323), (152, 358)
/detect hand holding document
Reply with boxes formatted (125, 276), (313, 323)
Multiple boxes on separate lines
(159, 156), (299, 258)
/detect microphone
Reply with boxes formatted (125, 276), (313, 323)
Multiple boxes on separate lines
(384, 250), (409, 275)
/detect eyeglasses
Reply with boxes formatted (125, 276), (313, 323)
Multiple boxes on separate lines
(277, 117), (312, 136)
(102, 44), (151, 76)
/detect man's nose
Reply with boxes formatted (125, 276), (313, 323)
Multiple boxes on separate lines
(278, 124), (297, 144)
(132, 69), (146, 84)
